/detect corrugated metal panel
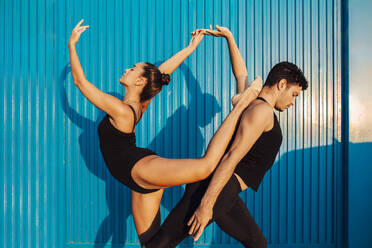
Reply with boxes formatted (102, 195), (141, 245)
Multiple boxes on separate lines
(2, 0), (66, 247)
(1, 0), (343, 247)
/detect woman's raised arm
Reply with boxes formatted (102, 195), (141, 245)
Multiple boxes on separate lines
(68, 19), (127, 118)
(158, 30), (205, 75)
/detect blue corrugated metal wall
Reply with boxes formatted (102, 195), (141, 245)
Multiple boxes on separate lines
(1, 0), (344, 247)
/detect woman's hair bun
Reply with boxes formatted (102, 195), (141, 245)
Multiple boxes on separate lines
(161, 73), (170, 86)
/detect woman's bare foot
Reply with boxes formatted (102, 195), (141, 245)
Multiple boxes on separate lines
(232, 76), (263, 107)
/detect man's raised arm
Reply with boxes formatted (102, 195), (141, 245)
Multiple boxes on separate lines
(203, 25), (248, 94)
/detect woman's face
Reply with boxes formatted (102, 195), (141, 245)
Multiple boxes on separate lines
(120, 62), (146, 86)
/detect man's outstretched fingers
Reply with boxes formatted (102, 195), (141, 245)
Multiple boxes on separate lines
(187, 214), (195, 226)
(188, 216), (199, 235)
(193, 226), (205, 241)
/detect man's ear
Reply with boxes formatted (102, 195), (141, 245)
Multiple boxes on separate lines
(277, 79), (287, 91)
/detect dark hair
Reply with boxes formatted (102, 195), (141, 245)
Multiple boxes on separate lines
(140, 62), (171, 102)
(264, 62), (308, 90)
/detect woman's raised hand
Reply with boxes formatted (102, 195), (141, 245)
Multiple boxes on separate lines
(201, 24), (232, 38)
(188, 29), (206, 49)
(68, 19), (90, 47)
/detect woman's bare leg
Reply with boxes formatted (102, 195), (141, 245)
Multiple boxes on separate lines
(132, 80), (262, 189)
(231, 77), (262, 107)
(132, 189), (164, 235)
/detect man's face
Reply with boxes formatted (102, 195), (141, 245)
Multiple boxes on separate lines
(275, 83), (302, 112)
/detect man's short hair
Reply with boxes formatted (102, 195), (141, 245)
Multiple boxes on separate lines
(264, 62), (308, 90)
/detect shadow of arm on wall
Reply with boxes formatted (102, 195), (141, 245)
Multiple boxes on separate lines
(59, 64), (93, 128)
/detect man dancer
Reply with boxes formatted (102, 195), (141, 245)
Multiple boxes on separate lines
(145, 26), (308, 248)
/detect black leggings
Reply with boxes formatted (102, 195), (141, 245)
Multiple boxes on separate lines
(138, 209), (161, 246)
(144, 175), (267, 248)
(215, 196), (267, 248)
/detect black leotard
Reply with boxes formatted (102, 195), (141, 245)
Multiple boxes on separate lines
(234, 96), (283, 191)
(98, 105), (159, 194)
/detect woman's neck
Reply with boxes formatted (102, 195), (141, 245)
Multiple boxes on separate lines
(123, 89), (152, 114)
(123, 89), (141, 105)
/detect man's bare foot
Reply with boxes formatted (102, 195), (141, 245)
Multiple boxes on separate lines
(232, 77), (263, 107)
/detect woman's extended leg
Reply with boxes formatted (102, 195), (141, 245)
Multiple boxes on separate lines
(231, 77), (262, 107)
(132, 189), (164, 240)
(132, 79), (262, 189)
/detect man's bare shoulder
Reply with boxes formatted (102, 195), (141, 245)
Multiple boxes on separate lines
(242, 100), (273, 118)
(240, 101), (273, 128)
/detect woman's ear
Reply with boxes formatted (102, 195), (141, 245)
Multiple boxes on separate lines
(135, 77), (146, 87)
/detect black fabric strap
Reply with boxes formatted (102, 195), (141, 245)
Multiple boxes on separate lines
(256, 96), (268, 103)
(127, 104), (137, 132)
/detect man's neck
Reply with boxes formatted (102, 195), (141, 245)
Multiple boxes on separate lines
(257, 87), (277, 108)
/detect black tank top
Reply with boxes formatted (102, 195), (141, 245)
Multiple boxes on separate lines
(234, 97), (283, 191)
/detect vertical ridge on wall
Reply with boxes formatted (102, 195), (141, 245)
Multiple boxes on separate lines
(335, 0), (344, 246)
(5, 0), (10, 247)
(295, 0), (305, 243)
(0, 0), (4, 243)
(0, 0), (5, 246)
(13, 0), (20, 247)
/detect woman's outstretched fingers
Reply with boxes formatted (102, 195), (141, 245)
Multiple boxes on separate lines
(199, 29), (208, 35)
(74, 19), (84, 30)
(189, 31), (204, 48)
(78, 26), (89, 33)
(69, 20), (89, 46)
(201, 26), (221, 37)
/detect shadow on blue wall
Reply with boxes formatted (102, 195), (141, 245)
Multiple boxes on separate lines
(60, 65), (131, 246)
(59, 63), (220, 247)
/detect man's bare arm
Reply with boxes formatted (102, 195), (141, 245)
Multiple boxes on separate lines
(203, 25), (248, 94)
(187, 103), (272, 240)
(224, 30), (248, 93)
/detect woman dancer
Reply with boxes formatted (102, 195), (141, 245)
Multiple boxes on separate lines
(68, 20), (262, 245)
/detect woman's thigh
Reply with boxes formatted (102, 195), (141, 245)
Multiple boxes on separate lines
(131, 155), (213, 189)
